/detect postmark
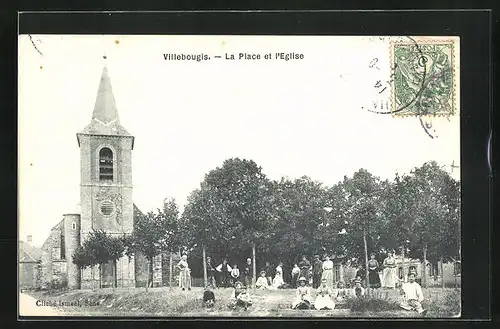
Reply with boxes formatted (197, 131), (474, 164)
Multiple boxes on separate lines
(390, 39), (456, 117)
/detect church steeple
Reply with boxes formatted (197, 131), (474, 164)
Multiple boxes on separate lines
(92, 66), (120, 126)
(78, 64), (133, 146)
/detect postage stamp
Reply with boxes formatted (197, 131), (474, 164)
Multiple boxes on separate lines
(390, 38), (458, 117)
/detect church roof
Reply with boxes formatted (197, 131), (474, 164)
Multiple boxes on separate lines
(19, 241), (42, 263)
(79, 66), (134, 142)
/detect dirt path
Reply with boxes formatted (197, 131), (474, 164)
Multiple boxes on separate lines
(19, 292), (63, 317)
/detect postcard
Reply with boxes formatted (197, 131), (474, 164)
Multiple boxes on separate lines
(18, 35), (460, 318)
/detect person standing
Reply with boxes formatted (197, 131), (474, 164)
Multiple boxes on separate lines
(216, 258), (232, 288)
(382, 251), (398, 289)
(176, 254), (191, 291)
(368, 253), (382, 289)
(243, 258), (253, 289)
(399, 272), (427, 316)
(298, 256), (311, 282)
(321, 255), (334, 289)
(230, 264), (240, 287)
(264, 261), (274, 286)
(291, 264), (300, 288)
(312, 255), (323, 288)
(206, 256), (217, 289)
(272, 262), (285, 289)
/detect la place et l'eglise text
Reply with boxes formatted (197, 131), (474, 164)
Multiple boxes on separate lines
(163, 52), (305, 62)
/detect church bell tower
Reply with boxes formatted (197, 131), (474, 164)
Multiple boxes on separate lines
(76, 65), (136, 288)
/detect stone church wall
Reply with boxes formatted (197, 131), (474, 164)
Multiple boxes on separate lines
(40, 221), (68, 288)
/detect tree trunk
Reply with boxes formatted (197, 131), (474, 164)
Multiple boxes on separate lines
(440, 256), (445, 288)
(252, 243), (256, 294)
(422, 244), (427, 288)
(202, 245), (208, 287)
(113, 259), (117, 290)
(169, 251), (173, 291)
(145, 259), (150, 292)
(454, 261), (458, 288)
(363, 229), (370, 296)
(99, 263), (102, 289)
(401, 246), (406, 283)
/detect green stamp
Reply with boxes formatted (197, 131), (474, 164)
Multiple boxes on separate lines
(392, 41), (456, 117)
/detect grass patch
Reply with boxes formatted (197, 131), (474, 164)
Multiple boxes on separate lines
(345, 296), (400, 313)
(25, 287), (460, 318)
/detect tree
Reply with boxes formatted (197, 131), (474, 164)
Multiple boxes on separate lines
(73, 229), (125, 289)
(341, 169), (385, 295)
(403, 162), (460, 287)
(269, 177), (330, 266)
(126, 199), (181, 290)
(203, 158), (272, 293)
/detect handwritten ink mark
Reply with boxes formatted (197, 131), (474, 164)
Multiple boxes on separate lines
(28, 35), (43, 56)
(369, 58), (379, 69)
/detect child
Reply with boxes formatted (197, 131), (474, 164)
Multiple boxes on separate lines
(399, 272), (427, 316)
(291, 264), (300, 288)
(228, 281), (252, 310)
(314, 278), (336, 310)
(292, 277), (312, 309)
(203, 284), (215, 308)
(256, 270), (271, 290)
(354, 279), (365, 298)
(231, 264), (240, 286)
(334, 281), (349, 302)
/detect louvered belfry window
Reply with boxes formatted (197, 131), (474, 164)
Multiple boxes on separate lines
(99, 147), (114, 181)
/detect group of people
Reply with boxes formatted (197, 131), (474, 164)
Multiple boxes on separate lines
(184, 251), (427, 315)
(206, 256), (288, 290)
(358, 251), (400, 289)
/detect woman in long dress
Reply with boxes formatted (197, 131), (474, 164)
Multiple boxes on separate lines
(314, 278), (336, 310)
(273, 262), (285, 288)
(321, 255), (334, 289)
(382, 251), (398, 289)
(368, 253), (382, 288)
(292, 277), (312, 309)
(176, 254), (191, 291)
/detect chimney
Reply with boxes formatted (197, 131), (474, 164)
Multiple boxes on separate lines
(27, 235), (32, 244)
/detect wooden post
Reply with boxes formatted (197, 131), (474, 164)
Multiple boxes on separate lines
(440, 256), (445, 288)
(422, 244), (427, 288)
(169, 251), (173, 291)
(252, 243), (256, 294)
(202, 245), (208, 287)
(363, 229), (370, 296)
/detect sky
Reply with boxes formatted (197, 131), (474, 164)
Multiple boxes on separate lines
(18, 35), (460, 247)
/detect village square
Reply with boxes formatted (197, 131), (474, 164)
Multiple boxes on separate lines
(18, 64), (461, 318)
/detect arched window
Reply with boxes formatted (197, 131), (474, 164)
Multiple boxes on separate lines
(99, 147), (113, 181)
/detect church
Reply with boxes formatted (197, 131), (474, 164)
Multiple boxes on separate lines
(20, 65), (157, 290)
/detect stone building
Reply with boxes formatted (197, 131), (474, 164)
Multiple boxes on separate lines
(19, 236), (42, 289)
(31, 65), (152, 289)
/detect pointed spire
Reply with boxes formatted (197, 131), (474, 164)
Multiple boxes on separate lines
(79, 63), (132, 139)
(92, 65), (120, 125)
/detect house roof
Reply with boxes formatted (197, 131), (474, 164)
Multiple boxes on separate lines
(78, 66), (134, 146)
(19, 241), (42, 263)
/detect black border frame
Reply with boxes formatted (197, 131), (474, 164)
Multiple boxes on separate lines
(3, 8), (493, 326)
